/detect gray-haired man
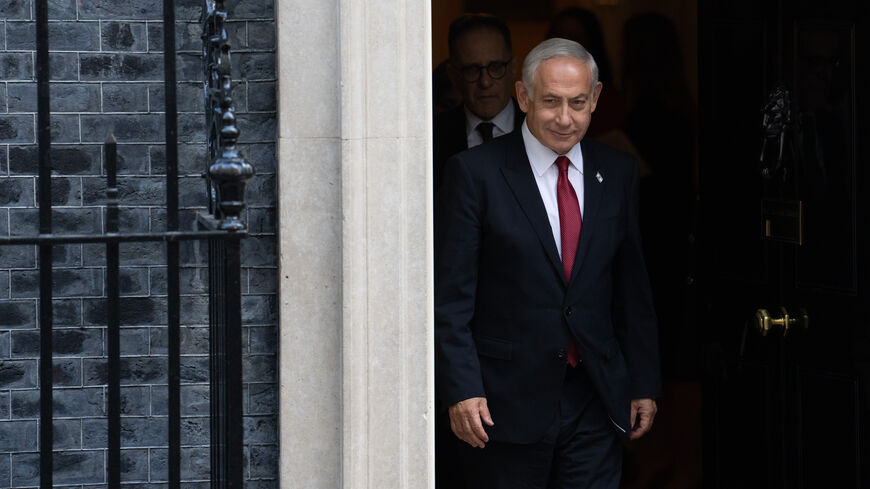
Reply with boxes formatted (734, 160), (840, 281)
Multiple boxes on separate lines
(435, 38), (661, 489)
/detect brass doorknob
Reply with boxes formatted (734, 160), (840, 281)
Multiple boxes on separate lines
(755, 307), (809, 336)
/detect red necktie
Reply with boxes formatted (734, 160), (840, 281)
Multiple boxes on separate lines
(556, 156), (581, 367)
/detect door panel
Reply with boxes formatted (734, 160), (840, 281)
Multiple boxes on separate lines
(699, 0), (867, 487)
(797, 370), (860, 489)
(793, 21), (856, 292)
(710, 362), (778, 489)
(706, 20), (768, 285)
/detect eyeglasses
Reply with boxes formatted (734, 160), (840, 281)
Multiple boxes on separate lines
(454, 58), (512, 82)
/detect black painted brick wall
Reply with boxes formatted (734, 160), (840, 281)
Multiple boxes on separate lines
(0, 0), (278, 487)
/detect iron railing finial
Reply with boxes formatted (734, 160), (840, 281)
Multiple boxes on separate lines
(203, 0), (255, 232)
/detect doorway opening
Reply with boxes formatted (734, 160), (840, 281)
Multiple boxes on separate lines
(431, 2), (701, 488)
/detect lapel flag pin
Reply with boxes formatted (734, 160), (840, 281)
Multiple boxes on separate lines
(595, 171), (603, 183)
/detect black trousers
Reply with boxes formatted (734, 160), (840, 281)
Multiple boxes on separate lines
(454, 366), (622, 489)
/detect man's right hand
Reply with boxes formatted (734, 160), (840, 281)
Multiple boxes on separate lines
(448, 397), (494, 448)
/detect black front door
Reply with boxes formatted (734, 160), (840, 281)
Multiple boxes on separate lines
(698, 0), (868, 487)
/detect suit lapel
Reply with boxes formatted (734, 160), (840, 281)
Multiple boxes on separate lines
(499, 134), (565, 285)
(569, 140), (604, 285)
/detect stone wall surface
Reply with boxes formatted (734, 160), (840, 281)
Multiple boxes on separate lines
(0, 0), (278, 487)
(277, 0), (434, 487)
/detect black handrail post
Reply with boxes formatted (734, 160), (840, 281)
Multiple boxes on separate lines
(223, 236), (244, 489)
(206, 233), (244, 489)
(202, 1), (254, 487)
(35, 0), (53, 487)
(163, 0), (182, 487)
(105, 136), (122, 489)
(226, 237), (244, 489)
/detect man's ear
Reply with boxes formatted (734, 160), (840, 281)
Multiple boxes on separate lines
(590, 81), (603, 112)
(515, 80), (530, 113)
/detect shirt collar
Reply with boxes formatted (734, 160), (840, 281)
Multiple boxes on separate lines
(521, 120), (584, 177)
(464, 101), (516, 136)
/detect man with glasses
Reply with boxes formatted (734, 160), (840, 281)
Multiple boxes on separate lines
(435, 18), (524, 487)
(433, 14), (524, 193)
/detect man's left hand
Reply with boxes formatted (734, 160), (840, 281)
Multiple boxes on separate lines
(629, 398), (657, 440)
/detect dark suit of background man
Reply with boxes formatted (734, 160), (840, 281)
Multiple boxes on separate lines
(433, 14), (525, 193)
(435, 38), (662, 489)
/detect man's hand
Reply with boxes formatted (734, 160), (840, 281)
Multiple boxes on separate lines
(629, 398), (657, 440)
(448, 397), (494, 448)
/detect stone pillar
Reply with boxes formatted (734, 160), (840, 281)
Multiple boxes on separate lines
(276, 0), (433, 487)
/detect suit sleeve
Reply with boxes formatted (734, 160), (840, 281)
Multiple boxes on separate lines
(612, 157), (662, 399)
(434, 155), (487, 408)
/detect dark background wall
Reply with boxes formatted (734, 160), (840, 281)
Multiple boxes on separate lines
(431, 0), (697, 102)
(0, 0), (278, 487)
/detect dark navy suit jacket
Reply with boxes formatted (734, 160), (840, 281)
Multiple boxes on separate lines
(434, 130), (661, 444)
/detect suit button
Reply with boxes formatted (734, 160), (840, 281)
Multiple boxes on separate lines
(556, 349), (567, 359)
(564, 307), (573, 317)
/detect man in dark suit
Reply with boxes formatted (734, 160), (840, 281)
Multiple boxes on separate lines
(433, 14), (525, 192)
(435, 38), (661, 489)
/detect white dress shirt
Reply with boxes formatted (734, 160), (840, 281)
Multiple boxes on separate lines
(521, 120), (585, 258)
(464, 101), (516, 148)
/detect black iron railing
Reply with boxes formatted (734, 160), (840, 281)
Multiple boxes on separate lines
(0, 0), (254, 488)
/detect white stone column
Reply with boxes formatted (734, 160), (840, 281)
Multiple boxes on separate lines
(276, 0), (342, 486)
(277, 0), (434, 487)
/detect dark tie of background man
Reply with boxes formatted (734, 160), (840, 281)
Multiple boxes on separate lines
(477, 122), (495, 142)
(556, 155), (581, 367)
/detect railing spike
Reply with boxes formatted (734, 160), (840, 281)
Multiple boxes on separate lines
(203, 0), (254, 231)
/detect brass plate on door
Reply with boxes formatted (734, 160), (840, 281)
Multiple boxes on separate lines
(762, 199), (803, 245)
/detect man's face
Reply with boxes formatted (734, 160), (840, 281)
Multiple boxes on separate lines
(449, 28), (515, 120)
(516, 57), (602, 155)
